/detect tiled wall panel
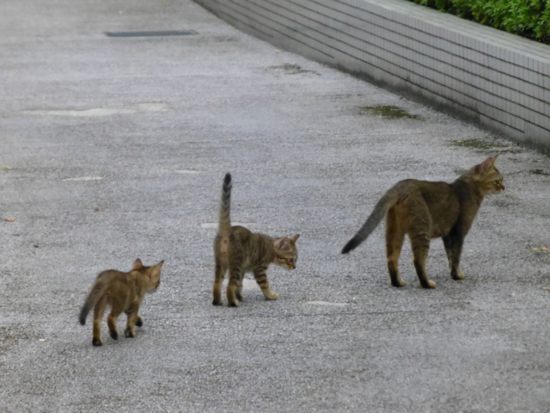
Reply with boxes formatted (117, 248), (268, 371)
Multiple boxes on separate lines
(194, 0), (550, 148)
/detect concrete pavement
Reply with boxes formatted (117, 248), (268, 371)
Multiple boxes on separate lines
(1, 1), (549, 412)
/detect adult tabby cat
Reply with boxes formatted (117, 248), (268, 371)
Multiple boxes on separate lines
(213, 173), (300, 307)
(342, 156), (504, 288)
(79, 259), (164, 346)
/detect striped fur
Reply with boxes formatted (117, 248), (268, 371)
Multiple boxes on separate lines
(341, 156), (504, 288)
(218, 173), (232, 236)
(213, 173), (300, 307)
(341, 189), (402, 254)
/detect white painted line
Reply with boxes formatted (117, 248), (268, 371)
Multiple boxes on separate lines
(135, 103), (169, 112)
(242, 279), (257, 291)
(24, 103), (169, 117)
(62, 176), (103, 182)
(221, 278), (257, 291)
(175, 170), (200, 174)
(306, 301), (348, 307)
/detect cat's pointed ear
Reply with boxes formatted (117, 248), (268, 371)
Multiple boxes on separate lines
(291, 234), (300, 243)
(481, 156), (497, 171)
(276, 237), (289, 250)
(476, 156), (496, 173)
(155, 260), (165, 268)
(133, 259), (144, 270)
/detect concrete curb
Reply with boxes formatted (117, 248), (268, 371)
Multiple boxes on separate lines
(193, 0), (550, 151)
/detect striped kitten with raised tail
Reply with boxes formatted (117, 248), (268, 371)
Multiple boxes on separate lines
(342, 156), (504, 288)
(213, 173), (300, 307)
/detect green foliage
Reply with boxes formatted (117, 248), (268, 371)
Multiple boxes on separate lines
(407, 0), (550, 44)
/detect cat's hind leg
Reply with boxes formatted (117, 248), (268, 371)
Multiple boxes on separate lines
(107, 301), (125, 341)
(410, 232), (436, 288)
(227, 264), (243, 307)
(386, 208), (406, 287)
(443, 233), (465, 280)
(92, 296), (108, 346)
(407, 202), (436, 289)
(253, 266), (279, 300)
(213, 259), (227, 306)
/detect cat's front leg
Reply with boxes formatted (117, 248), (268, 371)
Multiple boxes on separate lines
(125, 310), (140, 338)
(443, 234), (465, 280)
(253, 267), (279, 300)
(236, 283), (244, 302)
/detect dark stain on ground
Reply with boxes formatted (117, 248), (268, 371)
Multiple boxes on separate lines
(452, 137), (523, 153)
(529, 169), (550, 176)
(358, 105), (422, 120)
(268, 64), (318, 75)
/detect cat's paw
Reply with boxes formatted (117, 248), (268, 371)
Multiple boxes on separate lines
(136, 317), (143, 327)
(389, 270), (406, 287)
(266, 292), (279, 300)
(451, 269), (465, 280)
(92, 337), (103, 347)
(125, 327), (136, 338)
(421, 279), (436, 289)
(212, 298), (223, 306)
(228, 300), (240, 307)
(391, 279), (406, 287)
(109, 330), (119, 340)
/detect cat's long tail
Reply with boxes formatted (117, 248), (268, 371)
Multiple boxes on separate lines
(341, 188), (402, 254)
(218, 173), (232, 236)
(79, 274), (111, 325)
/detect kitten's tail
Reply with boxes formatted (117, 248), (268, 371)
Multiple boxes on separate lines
(341, 188), (403, 254)
(79, 273), (111, 325)
(218, 173), (232, 236)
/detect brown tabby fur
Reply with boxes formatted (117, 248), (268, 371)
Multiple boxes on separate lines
(79, 259), (164, 346)
(213, 173), (300, 307)
(342, 156), (504, 288)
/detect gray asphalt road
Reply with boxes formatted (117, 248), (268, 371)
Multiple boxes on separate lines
(1, 1), (549, 412)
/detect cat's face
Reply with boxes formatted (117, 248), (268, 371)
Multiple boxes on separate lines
(464, 155), (504, 195)
(273, 234), (300, 270)
(473, 155), (505, 195)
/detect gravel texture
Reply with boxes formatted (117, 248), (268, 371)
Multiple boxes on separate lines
(0, 1), (549, 412)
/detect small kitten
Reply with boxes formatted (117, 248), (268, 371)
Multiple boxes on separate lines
(213, 173), (300, 307)
(342, 156), (504, 288)
(79, 259), (164, 346)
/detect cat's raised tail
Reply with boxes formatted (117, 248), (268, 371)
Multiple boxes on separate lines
(341, 188), (402, 254)
(218, 173), (232, 236)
